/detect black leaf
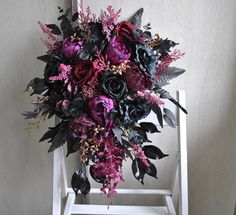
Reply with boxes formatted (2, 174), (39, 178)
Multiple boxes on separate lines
(146, 161), (158, 179)
(71, 169), (86, 195)
(80, 178), (91, 197)
(139, 122), (159, 133)
(21, 111), (39, 119)
(60, 17), (74, 38)
(129, 8), (144, 28)
(152, 104), (163, 128)
(169, 98), (188, 114)
(46, 24), (62, 35)
(72, 12), (79, 22)
(156, 67), (185, 86)
(39, 125), (59, 142)
(163, 115), (176, 128)
(37, 55), (51, 63)
(132, 158), (146, 184)
(164, 108), (176, 125)
(143, 145), (168, 160)
(66, 140), (80, 157)
(112, 127), (123, 143)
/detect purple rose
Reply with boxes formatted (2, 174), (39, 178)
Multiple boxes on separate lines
(69, 116), (96, 139)
(125, 64), (153, 92)
(88, 96), (115, 127)
(62, 39), (82, 59)
(106, 36), (131, 65)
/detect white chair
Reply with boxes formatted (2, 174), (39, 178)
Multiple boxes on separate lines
(52, 90), (188, 215)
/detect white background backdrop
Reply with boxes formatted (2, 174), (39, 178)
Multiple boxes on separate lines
(0, 0), (236, 214)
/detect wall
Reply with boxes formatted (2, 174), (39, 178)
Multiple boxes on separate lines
(0, 0), (70, 215)
(0, 0), (236, 215)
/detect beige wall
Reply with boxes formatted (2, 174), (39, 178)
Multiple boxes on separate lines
(0, 0), (236, 215)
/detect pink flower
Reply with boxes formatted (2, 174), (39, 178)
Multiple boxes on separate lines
(88, 96), (115, 127)
(49, 64), (71, 81)
(69, 116), (96, 139)
(62, 39), (82, 59)
(106, 36), (131, 65)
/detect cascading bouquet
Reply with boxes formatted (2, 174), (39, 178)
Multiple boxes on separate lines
(23, 2), (187, 198)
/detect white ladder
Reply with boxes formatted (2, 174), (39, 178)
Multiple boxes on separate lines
(52, 90), (188, 215)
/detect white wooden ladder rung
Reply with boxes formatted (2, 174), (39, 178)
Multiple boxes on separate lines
(52, 90), (188, 215)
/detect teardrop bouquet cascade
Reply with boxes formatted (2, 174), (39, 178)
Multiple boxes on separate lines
(23, 1), (187, 198)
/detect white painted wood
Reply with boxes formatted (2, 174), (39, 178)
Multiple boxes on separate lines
(70, 205), (169, 215)
(171, 163), (180, 210)
(64, 193), (76, 215)
(53, 148), (62, 215)
(164, 195), (176, 215)
(177, 90), (188, 215)
(66, 188), (172, 195)
(61, 148), (69, 197)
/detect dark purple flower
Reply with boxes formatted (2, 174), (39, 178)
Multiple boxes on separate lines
(62, 39), (82, 59)
(125, 64), (152, 92)
(88, 96), (115, 127)
(69, 116), (96, 139)
(106, 36), (131, 65)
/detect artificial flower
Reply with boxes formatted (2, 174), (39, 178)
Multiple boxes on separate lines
(62, 39), (82, 59)
(106, 36), (131, 65)
(125, 64), (152, 91)
(88, 95), (115, 127)
(101, 72), (128, 100)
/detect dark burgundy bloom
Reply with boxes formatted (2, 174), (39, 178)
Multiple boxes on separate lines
(125, 64), (152, 91)
(72, 61), (101, 86)
(115, 21), (137, 41)
(69, 115), (96, 139)
(106, 36), (131, 65)
(88, 95), (115, 127)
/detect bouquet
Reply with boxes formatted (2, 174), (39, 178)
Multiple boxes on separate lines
(23, 1), (187, 198)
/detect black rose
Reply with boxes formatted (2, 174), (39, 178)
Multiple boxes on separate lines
(101, 72), (128, 100)
(119, 99), (152, 126)
(135, 44), (157, 78)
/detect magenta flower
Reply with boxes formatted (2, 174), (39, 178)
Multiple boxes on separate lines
(69, 116), (96, 139)
(106, 36), (131, 65)
(62, 39), (82, 59)
(88, 96), (115, 127)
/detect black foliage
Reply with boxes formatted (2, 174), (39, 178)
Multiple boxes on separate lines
(145, 161), (158, 179)
(129, 8), (144, 28)
(21, 111), (40, 119)
(47, 120), (69, 152)
(66, 140), (81, 157)
(25, 78), (49, 96)
(156, 39), (178, 57)
(151, 104), (163, 128)
(163, 108), (176, 128)
(71, 169), (91, 196)
(143, 145), (168, 160)
(129, 127), (151, 144)
(46, 24), (62, 35)
(112, 127), (123, 144)
(132, 158), (146, 184)
(156, 67), (185, 86)
(22, 103), (49, 119)
(39, 125), (59, 142)
(72, 12), (79, 22)
(156, 89), (187, 114)
(139, 122), (159, 133)
(60, 17), (74, 38)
